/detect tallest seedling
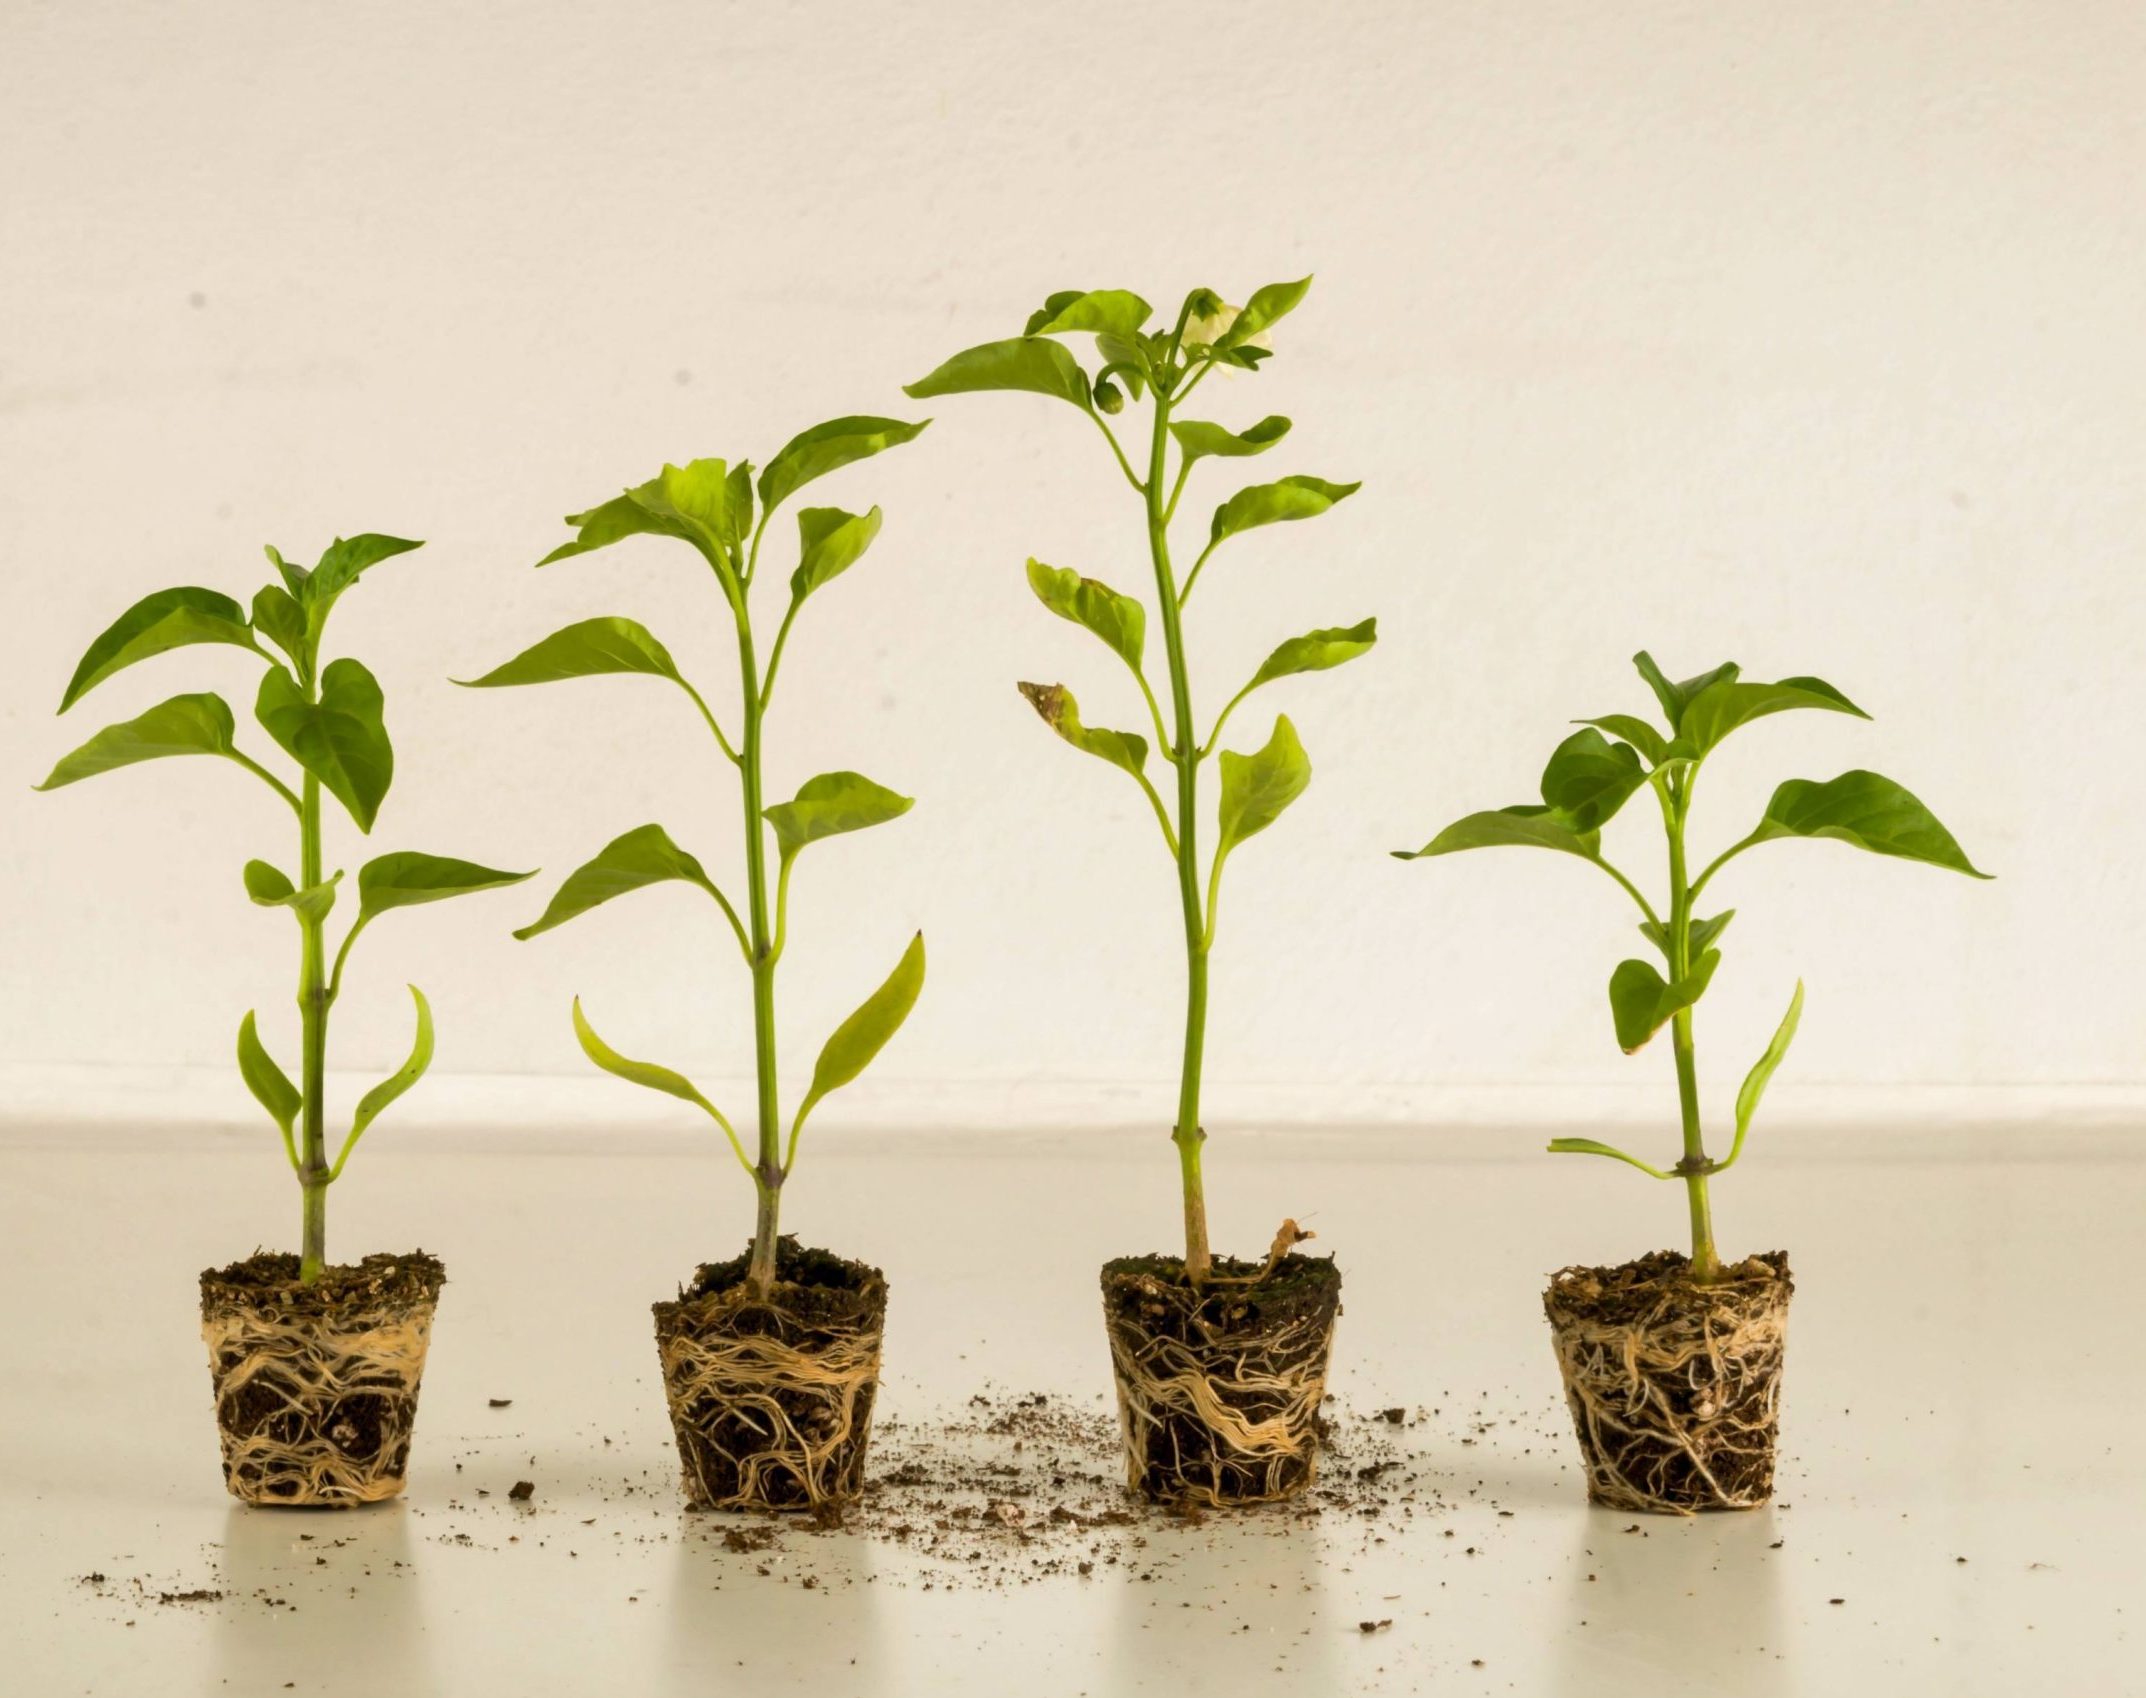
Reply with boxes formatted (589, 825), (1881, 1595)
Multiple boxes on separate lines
(466, 418), (928, 1509)
(909, 281), (1374, 1505)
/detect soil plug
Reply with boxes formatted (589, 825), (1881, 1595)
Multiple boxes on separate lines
(38, 533), (533, 1504)
(464, 422), (929, 1510)
(1399, 652), (1988, 1511)
(908, 281), (1369, 1505)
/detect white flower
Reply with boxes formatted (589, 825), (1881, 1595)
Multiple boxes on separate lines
(1182, 302), (1272, 355)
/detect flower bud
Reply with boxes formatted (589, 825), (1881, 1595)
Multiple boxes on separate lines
(1093, 378), (1125, 414)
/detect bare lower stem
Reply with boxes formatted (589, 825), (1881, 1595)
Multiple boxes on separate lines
(296, 723), (330, 1282)
(736, 587), (783, 1298)
(748, 1176), (781, 1291)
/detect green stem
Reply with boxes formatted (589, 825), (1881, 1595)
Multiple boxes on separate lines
(1664, 780), (1721, 1283)
(295, 672), (331, 1282)
(1144, 386), (1213, 1283)
(734, 605), (783, 1296)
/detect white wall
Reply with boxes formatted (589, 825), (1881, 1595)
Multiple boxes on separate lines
(2, 0), (2140, 1134)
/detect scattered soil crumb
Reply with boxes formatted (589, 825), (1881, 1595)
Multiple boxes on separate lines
(508, 1481), (535, 1502)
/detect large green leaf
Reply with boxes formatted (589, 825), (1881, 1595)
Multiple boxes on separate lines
(236, 1011), (300, 1144)
(1170, 415), (1291, 467)
(514, 823), (721, 940)
(1214, 276), (1312, 348)
(1026, 560), (1145, 671)
(243, 859), (341, 922)
(794, 932), (926, 1132)
(1016, 682), (1148, 779)
(1722, 980), (1804, 1170)
(1676, 676), (1868, 757)
(1575, 713), (1668, 767)
(766, 771), (914, 861)
(251, 586), (307, 665)
(571, 998), (729, 1125)
(1748, 769), (1990, 876)
(35, 692), (237, 790)
(301, 534), (424, 614)
(759, 416), (928, 513)
(1608, 951), (1721, 1053)
(1209, 475), (1360, 548)
(1394, 805), (1600, 861)
(791, 506), (883, 600)
(1638, 909), (1735, 962)
(1024, 289), (1153, 340)
(59, 587), (260, 711)
(1632, 652), (1740, 730)
(1539, 727), (1648, 832)
(344, 985), (434, 1149)
(1216, 715), (1311, 858)
(903, 337), (1094, 410)
(1244, 617), (1377, 693)
(357, 853), (535, 921)
(254, 658), (393, 832)
(456, 617), (684, 689)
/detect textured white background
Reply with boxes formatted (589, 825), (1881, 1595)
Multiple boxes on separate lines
(1, 0), (2139, 1133)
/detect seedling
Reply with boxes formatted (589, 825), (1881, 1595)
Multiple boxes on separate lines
(1399, 652), (1988, 1281)
(38, 537), (534, 1283)
(908, 281), (1372, 1284)
(464, 421), (929, 1298)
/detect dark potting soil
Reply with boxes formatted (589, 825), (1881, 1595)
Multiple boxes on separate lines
(1541, 1248), (1792, 1325)
(653, 1238), (888, 1511)
(200, 1249), (447, 1310)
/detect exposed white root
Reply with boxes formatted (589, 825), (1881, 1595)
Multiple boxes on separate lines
(201, 1268), (442, 1507)
(1103, 1263), (1339, 1508)
(656, 1290), (884, 1512)
(1544, 1253), (1791, 1515)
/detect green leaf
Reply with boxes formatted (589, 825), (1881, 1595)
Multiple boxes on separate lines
(1216, 276), (1312, 347)
(514, 824), (720, 940)
(766, 771), (914, 861)
(1245, 617), (1377, 692)
(541, 462), (745, 571)
(1209, 476), (1360, 548)
(1170, 415), (1291, 467)
(254, 658), (392, 832)
(1024, 289), (1153, 340)
(1026, 560), (1145, 672)
(346, 985), (434, 1147)
(455, 617), (684, 689)
(1639, 909), (1735, 962)
(1724, 980), (1804, 1169)
(903, 338), (1093, 410)
(264, 544), (309, 599)
(1632, 652), (1740, 730)
(759, 416), (929, 513)
(1608, 952), (1721, 1053)
(1394, 804), (1600, 861)
(1216, 715), (1311, 859)
(244, 859), (341, 922)
(791, 506), (883, 600)
(357, 852), (535, 921)
(1575, 714), (1668, 767)
(301, 534), (424, 614)
(1677, 676), (1869, 757)
(251, 586), (306, 665)
(59, 587), (260, 711)
(795, 932), (926, 1130)
(1539, 728), (1648, 832)
(35, 692), (237, 790)
(1016, 681), (1148, 779)
(1748, 769), (1991, 877)
(236, 1011), (301, 1144)
(571, 997), (728, 1122)
(1545, 1136), (1674, 1179)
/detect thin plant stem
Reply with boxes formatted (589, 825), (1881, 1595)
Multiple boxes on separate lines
(734, 593), (784, 1296)
(1663, 773), (1722, 1282)
(295, 647), (331, 1283)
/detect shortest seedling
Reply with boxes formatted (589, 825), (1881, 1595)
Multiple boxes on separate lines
(1400, 651), (1987, 1513)
(38, 535), (532, 1505)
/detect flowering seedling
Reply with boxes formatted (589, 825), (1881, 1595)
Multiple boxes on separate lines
(38, 537), (533, 1285)
(907, 282), (1371, 1286)
(1400, 652), (1989, 1282)
(465, 421), (928, 1302)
